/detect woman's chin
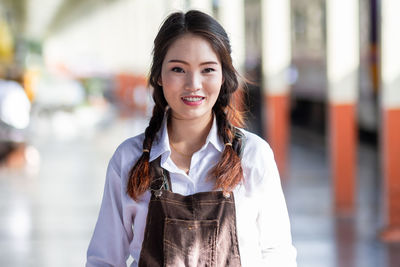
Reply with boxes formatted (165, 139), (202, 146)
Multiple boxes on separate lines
(170, 109), (213, 123)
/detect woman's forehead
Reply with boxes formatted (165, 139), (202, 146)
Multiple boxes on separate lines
(164, 33), (220, 63)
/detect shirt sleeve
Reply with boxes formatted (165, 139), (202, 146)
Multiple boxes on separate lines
(86, 154), (132, 267)
(256, 147), (297, 266)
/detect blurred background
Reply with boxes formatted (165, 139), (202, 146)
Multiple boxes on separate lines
(0, 0), (399, 266)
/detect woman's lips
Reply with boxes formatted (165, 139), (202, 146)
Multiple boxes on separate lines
(181, 96), (205, 106)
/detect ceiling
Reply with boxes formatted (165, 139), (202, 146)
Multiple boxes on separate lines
(1, 0), (117, 40)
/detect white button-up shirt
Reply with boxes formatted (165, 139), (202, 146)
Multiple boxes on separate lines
(86, 117), (297, 266)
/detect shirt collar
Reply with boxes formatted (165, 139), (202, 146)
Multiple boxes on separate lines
(149, 114), (224, 163)
(205, 115), (224, 153)
(149, 115), (170, 163)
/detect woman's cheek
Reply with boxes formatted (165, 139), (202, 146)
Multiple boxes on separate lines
(165, 76), (182, 88)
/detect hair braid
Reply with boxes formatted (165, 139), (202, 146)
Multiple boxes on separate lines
(211, 105), (244, 192)
(127, 104), (165, 200)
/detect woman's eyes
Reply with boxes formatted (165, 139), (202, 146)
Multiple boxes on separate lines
(202, 68), (215, 73)
(170, 67), (216, 73)
(171, 67), (184, 73)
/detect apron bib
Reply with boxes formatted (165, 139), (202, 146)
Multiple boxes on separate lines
(138, 157), (242, 267)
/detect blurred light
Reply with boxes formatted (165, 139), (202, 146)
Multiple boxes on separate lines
(8, 200), (32, 240)
(51, 111), (79, 140)
(35, 76), (85, 107)
(0, 80), (31, 129)
(25, 145), (41, 173)
(0, 17), (14, 63)
(132, 85), (148, 107)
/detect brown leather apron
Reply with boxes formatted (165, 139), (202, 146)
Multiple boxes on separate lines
(137, 157), (242, 267)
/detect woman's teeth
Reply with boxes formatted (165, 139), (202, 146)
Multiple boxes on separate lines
(182, 97), (204, 102)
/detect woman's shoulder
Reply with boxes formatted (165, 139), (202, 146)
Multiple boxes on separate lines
(238, 128), (274, 158)
(237, 128), (278, 185)
(108, 132), (146, 171)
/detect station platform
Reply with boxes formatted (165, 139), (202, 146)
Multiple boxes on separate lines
(286, 125), (400, 267)
(0, 112), (399, 267)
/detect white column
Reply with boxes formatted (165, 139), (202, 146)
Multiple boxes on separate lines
(167, 0), (186, 12)
(261, 0), (291, 95)
(326, 0), (359, 104)
(218, 0), (245, 71)
(381, 0), (400, 109)
(189, 0), (213, 15)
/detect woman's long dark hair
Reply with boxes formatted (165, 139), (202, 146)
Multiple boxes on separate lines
(127, 10), (244, 200)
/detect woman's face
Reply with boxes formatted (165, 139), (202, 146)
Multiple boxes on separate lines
(159, 33), (223, 122)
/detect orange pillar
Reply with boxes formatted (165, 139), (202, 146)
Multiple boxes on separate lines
(329, 104), (357, 214)
(380, 0), (400, 242)
(381, 110), (400, 241)
(264, 94), (289, 176)
(326, 0), (359, 215)
(261, 0), (291, 177)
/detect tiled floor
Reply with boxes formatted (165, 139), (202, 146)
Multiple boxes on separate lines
(0, 111), (399, 267)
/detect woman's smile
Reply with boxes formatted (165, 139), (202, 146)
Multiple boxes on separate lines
(181, 95), (206, 106)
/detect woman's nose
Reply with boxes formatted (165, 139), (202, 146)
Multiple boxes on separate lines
(185, 72), (201, 91)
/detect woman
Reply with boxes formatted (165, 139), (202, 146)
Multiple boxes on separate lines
(87, 10), (297, 267)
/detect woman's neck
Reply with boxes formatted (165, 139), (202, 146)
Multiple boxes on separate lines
(168, 112), (213, 154)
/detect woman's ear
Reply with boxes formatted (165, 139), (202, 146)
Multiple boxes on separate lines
(157, 77), (162, 86)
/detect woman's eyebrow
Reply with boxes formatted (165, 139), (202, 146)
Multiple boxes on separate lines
(167, 59), (188, 65)
(167, 59), (219, 65)
(200, 61), (219, 65)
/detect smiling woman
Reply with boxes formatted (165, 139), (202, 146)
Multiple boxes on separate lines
(86, 10), (297, 267)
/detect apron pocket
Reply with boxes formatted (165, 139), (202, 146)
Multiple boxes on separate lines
(163, 218), (218, 267)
